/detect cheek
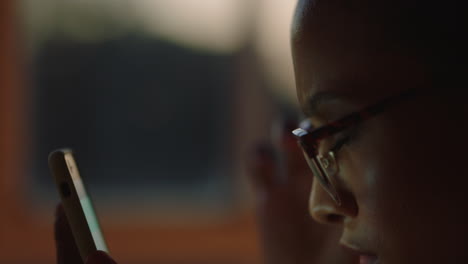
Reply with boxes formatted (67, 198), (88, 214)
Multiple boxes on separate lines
(341, 116), (468, 262)
(338, 123), (426, 261)
(368, 121), (449, 261)
(339, 120), (396, 213)
(341, 116), (443, 213)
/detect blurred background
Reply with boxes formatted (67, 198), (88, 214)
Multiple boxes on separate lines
(1, 0), (300, 263)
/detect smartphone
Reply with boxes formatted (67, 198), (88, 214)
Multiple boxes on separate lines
(48, 149), (108, 262)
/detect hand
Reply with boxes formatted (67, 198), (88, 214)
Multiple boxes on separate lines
(54, 204), (117, 264)
(250, 121), (357, 264)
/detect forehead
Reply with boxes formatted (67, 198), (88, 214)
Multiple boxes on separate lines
(291, 0), (427, 117)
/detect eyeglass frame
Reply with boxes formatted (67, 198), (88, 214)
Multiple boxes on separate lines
(292, 88), (419, 206)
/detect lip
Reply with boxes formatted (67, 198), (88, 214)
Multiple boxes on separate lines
(340, 242), (379, 264)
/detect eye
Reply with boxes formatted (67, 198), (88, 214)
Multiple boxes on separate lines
(330, 126), (360, 153)
(330, 135), (352, 153)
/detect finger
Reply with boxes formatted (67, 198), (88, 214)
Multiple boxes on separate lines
(86, 251), (117, 264)
(55, 203), (83, 264)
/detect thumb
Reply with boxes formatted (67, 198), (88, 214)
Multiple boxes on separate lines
(54, 204), (82, 264)
(86, 251), (117, 264)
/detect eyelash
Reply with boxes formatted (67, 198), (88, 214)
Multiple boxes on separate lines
(330, 127), (359, 153)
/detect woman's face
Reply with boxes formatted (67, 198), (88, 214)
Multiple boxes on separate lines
(291, 1), (468, 263)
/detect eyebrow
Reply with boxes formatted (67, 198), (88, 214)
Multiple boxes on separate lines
(302, 91), (346, 118)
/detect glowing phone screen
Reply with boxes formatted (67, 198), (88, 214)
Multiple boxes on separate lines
(65, 153), (108, 252)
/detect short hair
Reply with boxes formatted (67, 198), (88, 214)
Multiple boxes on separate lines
(375, 0), (467, 74)
(300, 0), (467, 81)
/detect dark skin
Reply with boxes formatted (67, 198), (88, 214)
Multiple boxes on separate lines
(292, 0), (468, 263)
(54, 0), (468, 263)
(250, 124), (356, 264)
(54, 125), (357, 264)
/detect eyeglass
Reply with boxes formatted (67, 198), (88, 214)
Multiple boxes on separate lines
(292, 88), (419, 205)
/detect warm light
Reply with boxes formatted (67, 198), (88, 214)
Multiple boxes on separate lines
(21, 0), (298, 98)
(133, 0), (254, 53)
(22, 0), (254, 53)
(255, 0), (298, 102)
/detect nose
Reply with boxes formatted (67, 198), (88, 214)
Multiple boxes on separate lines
(309, 180), (358, 225)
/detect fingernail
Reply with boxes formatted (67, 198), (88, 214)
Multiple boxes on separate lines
(86, 251), (116, 264)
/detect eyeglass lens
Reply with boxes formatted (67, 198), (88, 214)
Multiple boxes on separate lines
(302, 150), (341, 205)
